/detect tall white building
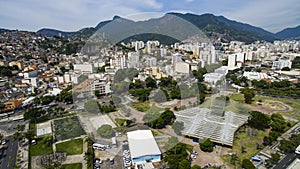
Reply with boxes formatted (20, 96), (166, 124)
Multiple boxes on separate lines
(128, 52), (140, 68)
(228, 53), (245, 69)
(110, 55), (126, 69)
(146, 41), (160, 54)
(160, 48), (167, 56)
(132, 41), (145, 52)
(211, 46), (216, 64)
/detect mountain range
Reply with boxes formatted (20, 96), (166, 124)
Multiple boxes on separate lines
(6, 13), (300, 43)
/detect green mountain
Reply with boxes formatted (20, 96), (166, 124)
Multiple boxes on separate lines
(276, 25), (300, 40)
(35, 12), (299, 43)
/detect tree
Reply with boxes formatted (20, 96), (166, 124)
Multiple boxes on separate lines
(172, 121), (184, 135)
(13, 132), (22, 141)
(0, 133), (3, 140)
(243, 89), (255, 104)
(178, 159), (191, 169)
(97, 125), (115, 138)
(230, 154), (237, 165)
(191, 165), (201, 169)
(278, 140), (295, 153)
(145, 77), (157, 88)
(16, 124), (25, 132)
(24, 129), (35, 141)
(270, 153), (280, 164)
(242, 159), (256, 169)
(145, 109), (175, 129)
(200, 139), (213, 152)
(281, 67), (291, 71)
(94, 90), (100, 97)
(248, 111), (271, 130)
(271, 113), (287, 133)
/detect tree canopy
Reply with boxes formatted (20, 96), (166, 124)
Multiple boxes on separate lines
(241, 159), (256, 169)
(97, 125), (115, 138)
(247, 111), (271, 130)
(200, 139), (213, 152)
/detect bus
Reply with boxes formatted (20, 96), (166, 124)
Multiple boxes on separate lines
(92, 143), (110, 150)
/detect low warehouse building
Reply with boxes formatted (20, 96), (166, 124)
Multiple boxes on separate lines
(127, 130), (161, 164)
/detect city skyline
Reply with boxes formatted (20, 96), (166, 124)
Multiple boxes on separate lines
(0, 0), (299, 33)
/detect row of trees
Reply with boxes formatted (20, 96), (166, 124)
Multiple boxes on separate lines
(247, 111), (289, 147)
(143, 109), (176, 129)
(278, 133), (300, 153)
(24, 107), (66, 123)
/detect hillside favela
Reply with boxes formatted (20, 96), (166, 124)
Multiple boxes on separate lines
(1, 1), (300, 169)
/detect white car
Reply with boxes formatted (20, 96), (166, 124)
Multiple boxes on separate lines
(191, 154), (197, 159)
(1, 140), (6, 145)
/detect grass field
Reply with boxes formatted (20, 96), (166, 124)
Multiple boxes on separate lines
(56, 138), (83, 155)
(29, 137), (53, 156)
(62, 163), (82, 169)
(230, 94), (300, 120)
(222, 126), (268, 167)
(131, 101), (151, 112)
(199, 96), (251, 115)
(54, 116), (86, 141)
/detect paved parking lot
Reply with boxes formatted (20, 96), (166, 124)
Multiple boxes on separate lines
(98, 155), (123, 169)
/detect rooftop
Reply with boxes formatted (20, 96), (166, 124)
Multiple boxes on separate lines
(127, 130), (161, 159)
(175, 107), (248, 146)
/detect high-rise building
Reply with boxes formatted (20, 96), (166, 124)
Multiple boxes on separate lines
(128, 52), (140, 68)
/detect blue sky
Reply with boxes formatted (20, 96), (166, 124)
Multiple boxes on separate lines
(0, 0), (299, 33)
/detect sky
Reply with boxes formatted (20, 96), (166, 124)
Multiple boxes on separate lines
(0, 0), (299, 33)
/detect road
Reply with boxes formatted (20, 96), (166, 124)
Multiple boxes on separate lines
(0, 136), (19, 169)
(273, 153), (298, 169)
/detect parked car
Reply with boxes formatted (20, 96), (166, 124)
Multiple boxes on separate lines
(94, 158), (102, 164)
(191, 150), (198, 155)
(1, 139), (6, 145)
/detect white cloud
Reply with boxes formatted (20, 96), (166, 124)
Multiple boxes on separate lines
(0, 0), (163, 31)
(224, 0), (300, 32)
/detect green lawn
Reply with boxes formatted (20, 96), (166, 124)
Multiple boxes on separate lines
(56, 138), (83, 155)
(200, 96), (251, 115)
(222, 126), (269, 167)
(62, 163), (82, 169)
(131, 101), (151, 112)
(29, 137), (53, 156)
